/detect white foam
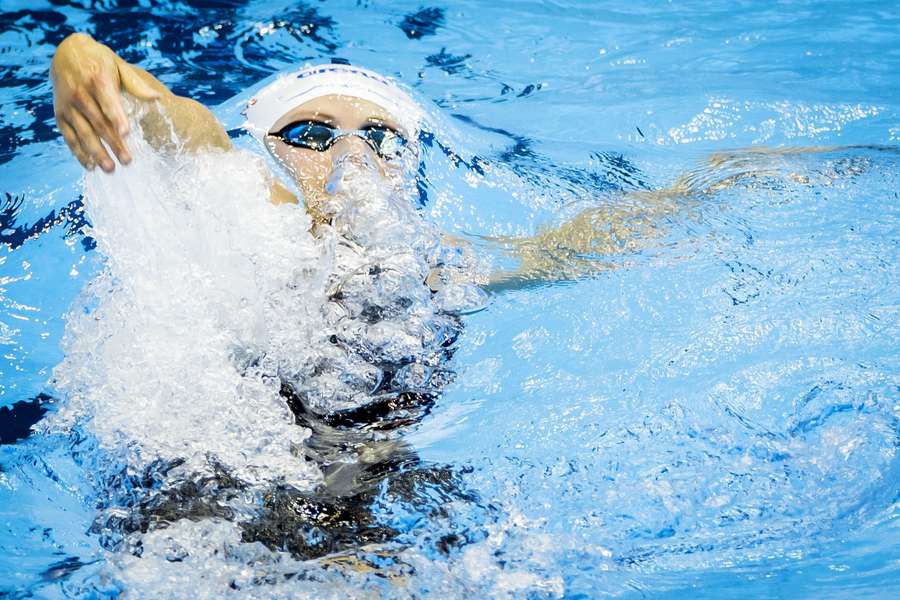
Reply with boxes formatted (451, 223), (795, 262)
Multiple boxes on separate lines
(48, 117), (328, 489)
(44, 105), (487, 594)
(46, 117), (478, 470)
(109, 519), (368, 599)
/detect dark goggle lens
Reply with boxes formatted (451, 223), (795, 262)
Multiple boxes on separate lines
(273, 121), (408, 159)
(362, 127), (407, 159)
(278, 122), (335, 151)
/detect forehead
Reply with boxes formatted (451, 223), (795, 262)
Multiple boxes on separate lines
(269, 94), (403, 134)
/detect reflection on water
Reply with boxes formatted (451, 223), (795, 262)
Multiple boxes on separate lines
(1, 1), (899, 598)
(2, 124), (899, 597)
(29, 107), (490, 593)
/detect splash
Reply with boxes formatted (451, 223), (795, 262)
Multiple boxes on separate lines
(48, 127), (325, 491)
(42, 105), (486, 593)
(283, 151), (486, 416)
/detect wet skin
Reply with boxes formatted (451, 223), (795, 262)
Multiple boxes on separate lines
(50, 31), (876, 568)
(51, 34), (473, 565)
(264, 94), (416, 224)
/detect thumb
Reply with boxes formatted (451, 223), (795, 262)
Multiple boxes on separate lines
(118, 62), (162, 101)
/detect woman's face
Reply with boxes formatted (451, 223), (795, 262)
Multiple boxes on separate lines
(266, 94), (413, 222)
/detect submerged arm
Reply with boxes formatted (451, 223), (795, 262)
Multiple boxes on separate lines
(482, 189), (680, 292)
(483, 144), (882, 292)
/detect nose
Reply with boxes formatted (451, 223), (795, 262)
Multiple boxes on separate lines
(330, 135), (378, 171)
(324, 136), (383, 196)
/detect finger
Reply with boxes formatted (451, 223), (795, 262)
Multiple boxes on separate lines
(118, 63), (162, 101)
(59, 119), (95, 170)
(74, 91), (130, 165)
(96, 75), (131, 139)
(67, 109), (115, 173)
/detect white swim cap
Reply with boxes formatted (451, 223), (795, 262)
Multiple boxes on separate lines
(242, 64), (425, 143)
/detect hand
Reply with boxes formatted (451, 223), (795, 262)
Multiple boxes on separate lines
(50, 33), (161, 172)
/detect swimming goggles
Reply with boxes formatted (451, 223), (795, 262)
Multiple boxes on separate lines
(269, 120), (408, 160)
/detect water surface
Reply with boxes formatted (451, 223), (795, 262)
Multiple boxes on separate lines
(1, 1), (898, 598)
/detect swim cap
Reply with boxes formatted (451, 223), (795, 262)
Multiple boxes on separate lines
(243, 64), (425, 143)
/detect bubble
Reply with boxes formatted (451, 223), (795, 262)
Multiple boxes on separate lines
(44, 104), (486, 592)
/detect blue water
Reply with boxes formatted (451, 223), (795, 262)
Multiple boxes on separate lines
(2, 0), (899, 597)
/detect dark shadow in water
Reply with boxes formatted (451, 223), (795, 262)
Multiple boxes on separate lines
(90, 384), (478, 562)
(448, 113), (651, 194)
(236, 373), (474, 559)
(82, 0), (338, 104)
(425, 48), (472, 75)
(0, 193), (95, 252)
(0, 394), (52, 446)
(0, 9), (75, 164)
(399, 7), (445, 40)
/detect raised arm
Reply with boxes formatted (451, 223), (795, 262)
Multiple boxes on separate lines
(50, 33), (296, 203)
(51, 33), (230, 170)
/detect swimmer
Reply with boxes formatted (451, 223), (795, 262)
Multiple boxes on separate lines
(50, 33), (481, 562)
(49, 32), (884, 568)
(55, 32), (893, 295)
(52, 34), (480, 290)
(55, 34), (872, 295)
(48, 33), (676, 291)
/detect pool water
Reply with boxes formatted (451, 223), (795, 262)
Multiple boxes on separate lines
(1, 0), (899, 597)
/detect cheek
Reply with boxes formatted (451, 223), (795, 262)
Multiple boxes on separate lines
(275, 147), (331, 191)
(291, 151), (331, 183)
